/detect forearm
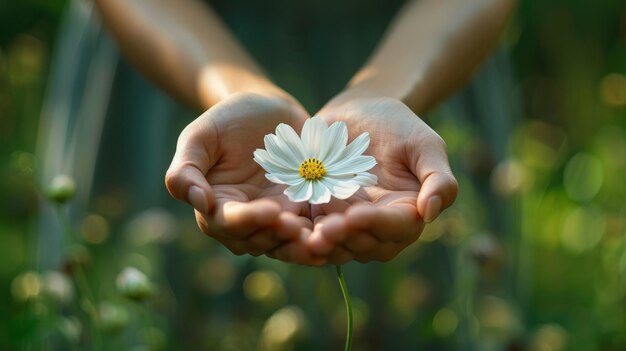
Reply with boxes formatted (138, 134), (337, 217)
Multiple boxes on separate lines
(343, 0), (517, 115)
(94, 0), (286, 111)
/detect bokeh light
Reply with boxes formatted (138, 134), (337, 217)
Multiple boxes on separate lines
(41, 270), (74, 305)
(529, 324), (569, 351)
(195, 255), (237, 296)
(9, 150), (36, 175)
(217, 323), (257, 351)
(491, 159), (532, 196)
(514, 121), (566, 170)
(432, 308), (458, 337)
(560, 206), (605, 253)
(259, 306), (308, 351)
(57, 316), (82, 344)
(80, 213), (110, 244)
(7, 34), (44, 86)
(478, 296), (521, 341)
(125, 208), (179, 246)
(563, 152), (604, 202)
(599, 73), (626, 107)
(391, 274), (430, 326)
(97, 301), (130, 334)
(243, 270), (286, 307)
(11, 271), (41, 301)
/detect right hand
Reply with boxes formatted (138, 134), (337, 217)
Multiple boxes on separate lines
(165, 92), (319, 261)
(304, 95), (458, 265)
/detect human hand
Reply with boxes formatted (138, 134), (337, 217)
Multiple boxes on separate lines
(165, 92), (318, 259)
(303, 95), (458, 264)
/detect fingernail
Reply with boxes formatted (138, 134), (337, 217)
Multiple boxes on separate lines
(424, 195), (442, 223)
(188, 186), (208, 213)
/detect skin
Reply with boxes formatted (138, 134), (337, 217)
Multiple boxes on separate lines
(302, 97), (456, 264)
(167, 93), (323, 263)
(95, 0), (516, 265)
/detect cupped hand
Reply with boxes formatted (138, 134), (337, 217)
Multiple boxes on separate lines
(305, 96), (458, 264)
(165, 92), (319, 260)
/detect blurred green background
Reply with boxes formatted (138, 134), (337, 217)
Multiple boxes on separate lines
(1, 0), (626, 350)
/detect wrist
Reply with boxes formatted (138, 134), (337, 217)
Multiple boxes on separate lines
(198, 63), (290, 109)
(334, 67), (429, 115)
(321, 85), (403, 115)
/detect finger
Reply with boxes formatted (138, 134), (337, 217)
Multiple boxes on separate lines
(411, 136), (459, 222)
(243, 229), (282, 256)
(313, 197), (351, 217)
(270, 229), (327, 266)
(343, 231), (380, 254)
(326, 247), (355, 265)
(217, 234), (282, 257)
(345, 204), (421, 242)
(195, 210), (251, 255)
(276, 212), (312, 240)
(308, 214), (346, 255)
(217, 238), (248, 256)
(197, 213), (284, 257)
(165, 118), (217, 214)
(354, 242), (404, 263)
(195, 209), (219, 238)
(214, 199), (281, 239)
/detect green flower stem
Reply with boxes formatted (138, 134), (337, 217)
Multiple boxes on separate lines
(54, 205), (102, 351)
(336, 265), (353, 351)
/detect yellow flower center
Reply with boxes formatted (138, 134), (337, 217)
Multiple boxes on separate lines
(298, 158), (327, 181)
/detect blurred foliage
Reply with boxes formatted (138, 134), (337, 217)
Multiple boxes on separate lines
(1, 0), (626, 350)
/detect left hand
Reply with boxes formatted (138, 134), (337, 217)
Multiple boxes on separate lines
(165, 92), (319, 262)
(300, 95), (458, 265)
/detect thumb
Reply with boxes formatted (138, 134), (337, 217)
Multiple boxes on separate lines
(165, 118), (217, 214)
(411, 135), (458, 223)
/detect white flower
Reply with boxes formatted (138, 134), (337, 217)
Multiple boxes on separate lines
(253, 117), (377, 204)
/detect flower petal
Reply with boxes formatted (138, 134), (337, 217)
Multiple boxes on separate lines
(320, 177), (360, 200)
(349, 172), (378, 187)
(254, 149), (294, 172)
(264, 134), (301, 168)
(319, 121), (348, 164)
(341, 132), (370, 161)
(275, 123), (307, 162)
(284, 181), (312, 202)
(309, 181), (332, 204)
(266, 172), (304, 186)
(301, 117), (327, 158)
(353, 172), (377, 186)
(325, 172), (377, 187)
(326, 155), (377, 175)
